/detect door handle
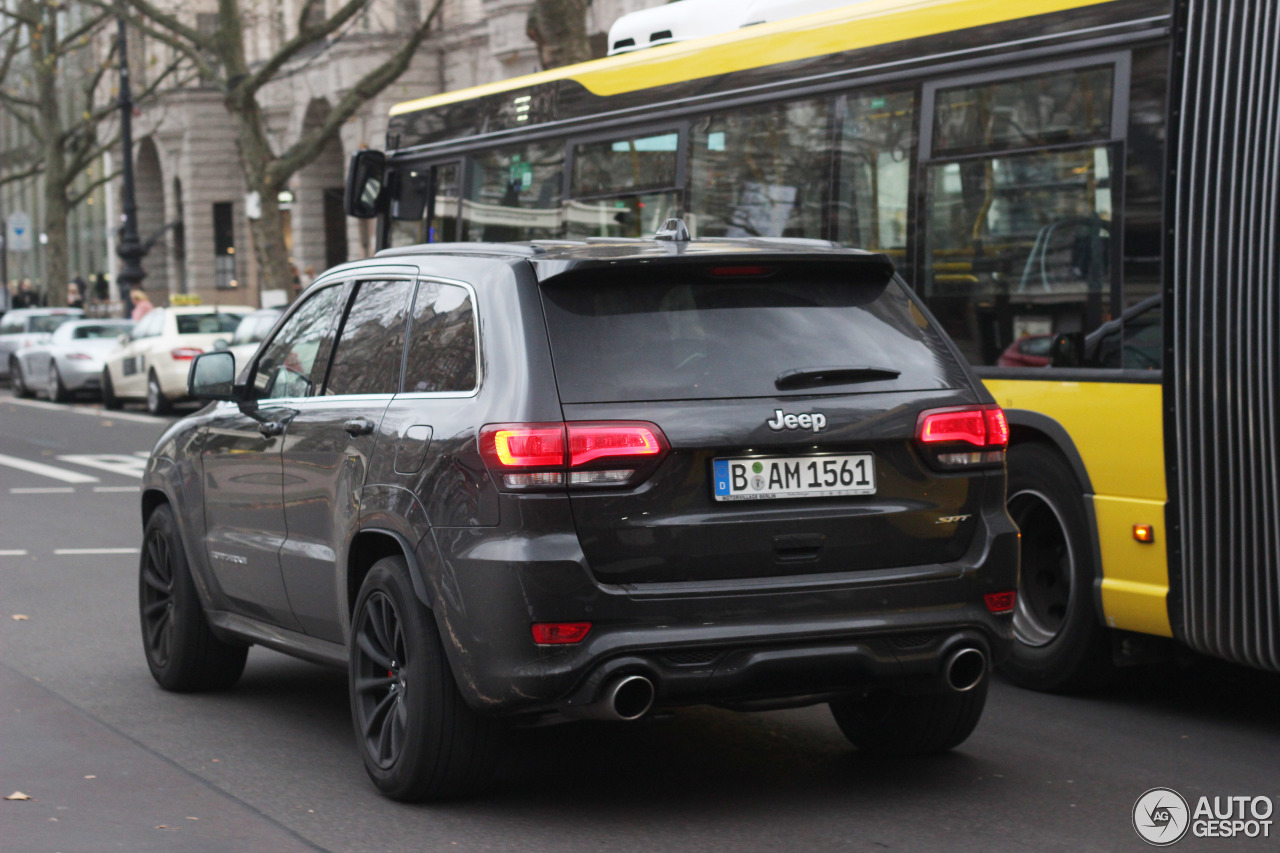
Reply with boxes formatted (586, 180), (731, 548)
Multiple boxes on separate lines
(258, 421), (285, 438)
(344, 417), (376, 437)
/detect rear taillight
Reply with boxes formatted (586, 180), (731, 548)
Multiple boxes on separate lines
(66, 352), (93, 361)
(916, 405), (1008, 469)
(171, 347), (203, 360)
(479, 421), (669, 490)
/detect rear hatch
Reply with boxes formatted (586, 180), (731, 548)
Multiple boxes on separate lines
(536, 256), (995, 585)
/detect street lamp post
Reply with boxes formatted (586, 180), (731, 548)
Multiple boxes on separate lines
(115, 10), (147, 309)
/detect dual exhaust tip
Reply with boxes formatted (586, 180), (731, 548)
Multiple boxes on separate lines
(944, 646), (987, 692)
(571, 646), (984, 721)
(570, 674), (656, 722)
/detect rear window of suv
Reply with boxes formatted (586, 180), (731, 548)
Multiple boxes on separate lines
(539, 264), (959, 403)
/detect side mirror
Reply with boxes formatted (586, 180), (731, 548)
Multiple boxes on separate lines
(1049, 332), (1083, 368)
(345, 149), (386, 219)
(118, 333), (130, 346)
(188, 351), (238, 401)
(212, 338), (229, 351)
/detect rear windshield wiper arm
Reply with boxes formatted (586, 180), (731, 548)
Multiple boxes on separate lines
(775, 365), (902, 390)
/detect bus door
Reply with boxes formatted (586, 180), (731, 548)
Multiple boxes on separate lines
(564, 126), (684, 238)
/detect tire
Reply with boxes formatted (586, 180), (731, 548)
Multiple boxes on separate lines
(349, 556), (505, 801)
(47, 364), (69, 403)
(10, 358), (32, 398)
(830, 676), (989, 756)
(146, 369), (172, 415)
(101, 368), (122, 410)
(139, 504), (248, 691)
(1001, 442), (1113, 692)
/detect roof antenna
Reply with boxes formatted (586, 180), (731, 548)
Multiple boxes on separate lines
(653, 218), (691, 242)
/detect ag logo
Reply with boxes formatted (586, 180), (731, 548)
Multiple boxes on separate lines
(1133, 787), (1190, 846)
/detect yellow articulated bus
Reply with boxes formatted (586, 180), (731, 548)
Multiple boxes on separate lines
(346, 0), (1280, 688)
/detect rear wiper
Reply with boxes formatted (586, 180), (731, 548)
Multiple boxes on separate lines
(774, 365), (902, 390)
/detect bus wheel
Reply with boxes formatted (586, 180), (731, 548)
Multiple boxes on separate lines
(1002, 443), (1113, 692)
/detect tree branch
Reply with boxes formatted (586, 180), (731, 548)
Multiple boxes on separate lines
(268, 0), (442, 183)
(56, 7), (112, 54)
(240, 0), (370, 99)
(0, 94), (42, 139)
(0, 160), (44, 188)
(68, 166), (121, 208)
(120, 0), (213, 51)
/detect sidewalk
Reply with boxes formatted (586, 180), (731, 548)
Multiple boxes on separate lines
(0, 663), (323, 852)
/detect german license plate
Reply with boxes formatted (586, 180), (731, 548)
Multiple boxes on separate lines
(712, 454), (876, 501)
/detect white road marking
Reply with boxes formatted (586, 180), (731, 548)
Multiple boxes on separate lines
(0, 453), (99, 484)
(0, 550), (28, 556)
(57, 454), (148, 478)
(1, 396), (166, 424)
(53, 548), (138, 555)
(10, 487), (76, 494)
(92, 486), (139, 493)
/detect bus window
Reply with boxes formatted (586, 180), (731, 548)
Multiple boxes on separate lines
(688, 98), (830, 239)
(921, 64), (1120, 367)
(834, 90), (915, 257)
(428, 163), (461, 243)
(571, 131), (678, 196)
(932, 66), (1114, 155)
(924, 145), (1115, 366)
(462, 143), (563, 241)
(565, 131), (682, 238)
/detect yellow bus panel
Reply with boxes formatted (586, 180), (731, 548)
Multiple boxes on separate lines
(984, 379), (1172, 637)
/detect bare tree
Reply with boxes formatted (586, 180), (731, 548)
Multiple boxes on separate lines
(116, 0), (444, 294)
(0, 1), (175, 305)
(526, 0), (593, 69)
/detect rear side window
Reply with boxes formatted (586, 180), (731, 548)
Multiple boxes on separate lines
(325, 280), (412, 396)
(74, 324), (129, 339)
(176, 313), (242, 335)
(539, 265), (961, 403)
(403, 281), (477, 393)
(30, 314), (74, 334)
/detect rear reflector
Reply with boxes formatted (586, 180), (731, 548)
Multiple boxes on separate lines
(531, 622), (592, 644)
(984, 591), (1016, 613)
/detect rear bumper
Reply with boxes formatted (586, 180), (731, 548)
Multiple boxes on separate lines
(422, 498), (1018, 717)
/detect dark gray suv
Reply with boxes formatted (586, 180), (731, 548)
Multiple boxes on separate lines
(141, 229), (1019, 801)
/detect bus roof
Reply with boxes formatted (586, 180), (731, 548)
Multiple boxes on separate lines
(389, 0), (1110, 118)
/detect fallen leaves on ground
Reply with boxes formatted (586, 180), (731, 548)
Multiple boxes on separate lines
(11, 615), (29, 621)
(5, 792), (32, 801)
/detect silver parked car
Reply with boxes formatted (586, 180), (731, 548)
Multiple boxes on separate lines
(12, 319), (134, 402)
(1, 307), (84, 385)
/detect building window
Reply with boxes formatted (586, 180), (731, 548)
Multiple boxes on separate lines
(213, 202), (237, 290)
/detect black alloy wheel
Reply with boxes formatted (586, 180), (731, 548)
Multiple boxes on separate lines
(140, 523), (177, 670)
(139, 504), (247, 691)
(349, 557), (505, 801)
(353, 589), (410, 771)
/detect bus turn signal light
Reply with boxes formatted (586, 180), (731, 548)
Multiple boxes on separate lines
(1133, 524), (1155, 543)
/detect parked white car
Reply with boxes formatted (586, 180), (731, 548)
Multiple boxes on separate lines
(102, 306), (250, 414)
(1, 307), (84, 384)
(225, 307), (284, 375)
(11, 318), (134, 402)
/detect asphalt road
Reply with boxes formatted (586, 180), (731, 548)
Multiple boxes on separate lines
(2, 395), (1279, 852)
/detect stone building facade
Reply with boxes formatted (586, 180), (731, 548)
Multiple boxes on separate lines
(117, 0), (664, 309)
